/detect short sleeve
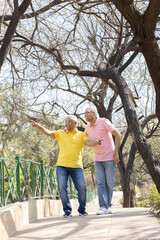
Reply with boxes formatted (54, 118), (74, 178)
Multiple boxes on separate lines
(54, 130), (60, 140)
(103, 118), (115, 132)
(82, 132), (89, 142)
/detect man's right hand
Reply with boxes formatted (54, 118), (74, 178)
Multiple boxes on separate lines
(30, 119), (38, 128)
(96, 140), (103, 145)
(29, 120), (55, 138)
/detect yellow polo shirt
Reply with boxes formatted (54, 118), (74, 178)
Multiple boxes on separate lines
(54, 129), (88, 168)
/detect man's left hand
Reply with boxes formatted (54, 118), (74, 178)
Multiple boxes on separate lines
(113, 152), (120, 164)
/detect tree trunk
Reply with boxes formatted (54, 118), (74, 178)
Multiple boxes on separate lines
(123, 143), (137, 207)
(123, 185), (131, 207)
(111, 0), (160, 121)
(139, 40), (160, 120)
(0, 0), (31, 71)
(118, 141), (137, 207)
(103, 65), (160, 193)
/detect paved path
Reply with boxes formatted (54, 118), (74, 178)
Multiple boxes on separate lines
(8, 192), (160, 240)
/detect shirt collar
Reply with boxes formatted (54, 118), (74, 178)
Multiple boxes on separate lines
(89, 118), (99, 127)
(66, 128), (78, 133)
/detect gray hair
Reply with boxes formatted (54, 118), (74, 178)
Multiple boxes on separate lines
(85, 107), (97, 115)
(66, 115), (78, 123)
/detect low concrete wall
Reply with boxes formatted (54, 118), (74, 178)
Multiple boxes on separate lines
(0, 197), (98, 240)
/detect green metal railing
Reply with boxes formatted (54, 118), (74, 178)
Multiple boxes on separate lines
(0, 157), (97, 207)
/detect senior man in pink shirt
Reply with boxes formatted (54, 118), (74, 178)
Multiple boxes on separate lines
(84, 107), (121, 215)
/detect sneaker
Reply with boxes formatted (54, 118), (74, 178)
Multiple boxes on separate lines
(79, 212), (88, 216)
(63, 213), (72, 218)
(107, 208), (112, 214)
(96, 207), (112, 215)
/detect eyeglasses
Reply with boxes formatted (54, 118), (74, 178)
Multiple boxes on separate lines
(65, 120), (76, 124)
(84, 111), (94, 115)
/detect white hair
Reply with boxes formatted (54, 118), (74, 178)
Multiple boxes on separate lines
(66, 115), (78, 123)
(85, 107), (97, 115)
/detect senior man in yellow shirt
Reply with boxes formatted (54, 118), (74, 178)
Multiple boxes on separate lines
(30, 115), (101, 218)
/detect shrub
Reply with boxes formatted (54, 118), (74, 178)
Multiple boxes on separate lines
(136, 184), (160, 214)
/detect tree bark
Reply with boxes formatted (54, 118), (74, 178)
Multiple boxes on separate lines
(111, 0), (160, 121)
(105, 65), (160, 193)
(123, 143), (137, 207)
(139, 40), (160, 120)
(0, 0), (31, 71)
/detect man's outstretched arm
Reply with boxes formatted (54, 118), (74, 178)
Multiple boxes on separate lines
(30, 119), (55, 138)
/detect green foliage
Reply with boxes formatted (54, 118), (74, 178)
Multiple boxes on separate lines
(82, 145), (94, 170)
(0, 86), (61, 166)
(156, 151), (160, 159)
(135, 185), (140, 195)
(136, 184), (160, 213)
(148, 185), (160, 209)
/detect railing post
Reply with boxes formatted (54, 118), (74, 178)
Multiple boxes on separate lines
(16, 156), (21, 201)
(40, 160), (44, 199)
(30, 162), (35, 197)
(50, 167), (53, 195)
(0, 159), (5, 206)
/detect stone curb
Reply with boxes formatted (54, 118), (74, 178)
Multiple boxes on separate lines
(0, 197), (98, 240)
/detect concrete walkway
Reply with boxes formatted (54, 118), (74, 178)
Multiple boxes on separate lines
(8, 193), (160, 240)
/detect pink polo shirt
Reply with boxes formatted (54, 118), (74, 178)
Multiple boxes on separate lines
(85, 118), (115, 161)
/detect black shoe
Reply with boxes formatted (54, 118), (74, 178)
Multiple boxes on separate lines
(63, 213), (72, 218)
(79, 212), (88, 216)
